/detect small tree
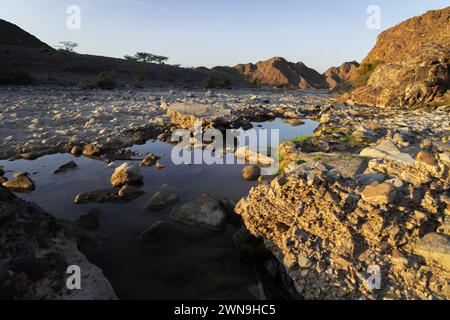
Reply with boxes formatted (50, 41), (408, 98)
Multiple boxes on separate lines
(124, 52), (169, 64)
(57, 41), (78, 52)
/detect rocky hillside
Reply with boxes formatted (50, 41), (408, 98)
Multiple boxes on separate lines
(323, 61), (360, 90)
(348, 7), (450, 108)
(362, 7), (450, 65)
(235, 57), (329, 89)
(0, 19), (249, 87)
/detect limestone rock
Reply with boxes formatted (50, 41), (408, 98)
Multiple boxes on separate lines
(360, 140), (414, 164)
(361, 182), (396, 205)
(414, 233), (450, 272)
(170, 195), (227, 232)
(82, 143), (104, 157)
(111, 162), (143, 187)
(2, 172), (35, 193)
(416, 151), (437, 167)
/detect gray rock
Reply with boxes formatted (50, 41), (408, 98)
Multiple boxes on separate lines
(170, 195), (227, 231)
(355, 173), (386, 186)
(141, 221), (167, 243)
(117, 185), (145, 202)
(53, 161), (78, 174)
(360, 140), (414, 164)
(145, 191), (179, 211)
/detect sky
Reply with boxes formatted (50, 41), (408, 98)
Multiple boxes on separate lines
(0, 0), (449, 72)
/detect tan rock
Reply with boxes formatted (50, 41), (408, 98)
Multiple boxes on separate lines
(416, 151), (437, 167)
(414, 233), (450, 272)
(111, 162), (143, 187)
(361, 182), (396, 205)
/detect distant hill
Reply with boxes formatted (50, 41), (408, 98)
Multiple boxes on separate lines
(0, 20), (52, 49)
(0, 19), (249, 87)
(323, 61), (360, 90)
(235, 57), (329, 89)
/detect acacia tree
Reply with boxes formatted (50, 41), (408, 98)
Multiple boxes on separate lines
(57, 41), (78, 52)
(124, 52), (168, 64)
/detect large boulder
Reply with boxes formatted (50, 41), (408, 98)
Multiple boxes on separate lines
(167, 102), (238, 131)
(170, 195), (227, 232)
(0, 187), (117, 300)
(2, 172), (35, 193)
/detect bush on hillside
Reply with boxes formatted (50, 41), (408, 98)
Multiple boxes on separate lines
(352, 60), (384, 88)
(203, 74), (232, 89)
(95, 71), (119, 90)
(0, 70), (35, 86)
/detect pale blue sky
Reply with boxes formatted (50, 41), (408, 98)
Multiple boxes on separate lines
(1, 0), (449, 72)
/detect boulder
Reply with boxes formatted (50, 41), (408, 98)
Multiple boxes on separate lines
(242, 165), (261, 181)
(361, 182), (397, 205)
(170, 195), (227, 231)
(82, 143), (104, 157)
(117, 185), (145, 202)
(74, 188), (118, 204)
(140, 221), (167, 243)
(145, 191), (179, 211)
(235, 147), (274, 166)
(111, 162), (143, 187)
(2, 172), (35, 193)
(416, 151), (437, 167)
(167, 102), (238, 131)
(360, 140), (414, 164)
(414, 233), (450, 272)
(53, 161), (78, 174)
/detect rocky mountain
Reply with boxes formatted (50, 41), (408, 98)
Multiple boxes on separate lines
(348, 7), (450, 108)
(235, 57), (329, 89)
(362, 7), (450, 65)
(323, 61), (360, 90)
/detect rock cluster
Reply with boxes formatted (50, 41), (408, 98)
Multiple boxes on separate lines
(236, 154), (450, 299)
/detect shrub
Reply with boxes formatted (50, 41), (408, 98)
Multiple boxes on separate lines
(95, 71), (118, 90)
(0, 70), (35, 86)
(352, 60), (384, 88)
(203, 74), (232, 89)
(133, 72), (145, 88)
(77, 79), (96, 90)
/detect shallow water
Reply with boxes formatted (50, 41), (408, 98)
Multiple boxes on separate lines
(0, 118), (318, 300)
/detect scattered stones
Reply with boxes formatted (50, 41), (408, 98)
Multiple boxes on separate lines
(242, 165), (261, 181)
(140, 221), (167, 243)
(111, 162), (143, 187)
(2, 172), (35, 193)
(53, 161), (78, 174)
(170, 195), (227, 232)
(145, 191), (179, 211)
(140, 153), (160, 167)
(361, 182), (396, 205)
